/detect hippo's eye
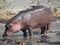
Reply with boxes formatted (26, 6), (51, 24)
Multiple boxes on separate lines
(7, 25), (10, 27)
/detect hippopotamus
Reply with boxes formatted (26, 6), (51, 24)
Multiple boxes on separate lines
(3, 5), (53, 38)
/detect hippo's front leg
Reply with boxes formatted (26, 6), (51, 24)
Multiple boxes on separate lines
(27, 28), (32, 37)
(21, 27), (33, 38)
(21, 28), (27, 38)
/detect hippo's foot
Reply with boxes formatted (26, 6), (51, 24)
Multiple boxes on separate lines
(40, 39), (48, 43)
(37, 35), (49, 43)
(37, 39), (48, 43)
(41, 34), (50, 39)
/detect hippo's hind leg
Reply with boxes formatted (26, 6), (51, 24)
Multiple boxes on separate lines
(45, 24), (49, 34)
(40, 25), (50, 38)
(40, 25), (46, 35)
(27, 28), (32, 37)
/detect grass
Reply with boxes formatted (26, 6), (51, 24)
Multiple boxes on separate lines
(0, 10), (15, 23)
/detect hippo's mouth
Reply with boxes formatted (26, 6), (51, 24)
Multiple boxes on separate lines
(6, 31), (14, 36)
(3, 30), (20, 37)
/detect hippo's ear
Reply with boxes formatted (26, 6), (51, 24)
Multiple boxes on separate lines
(5, 24), (7, 27)
(5, 24), (9, 28)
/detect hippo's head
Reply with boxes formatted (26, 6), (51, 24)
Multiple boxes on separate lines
(3, 20), (24, 37)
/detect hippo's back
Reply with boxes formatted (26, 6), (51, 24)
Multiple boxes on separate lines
(23, 6), (53, 28)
